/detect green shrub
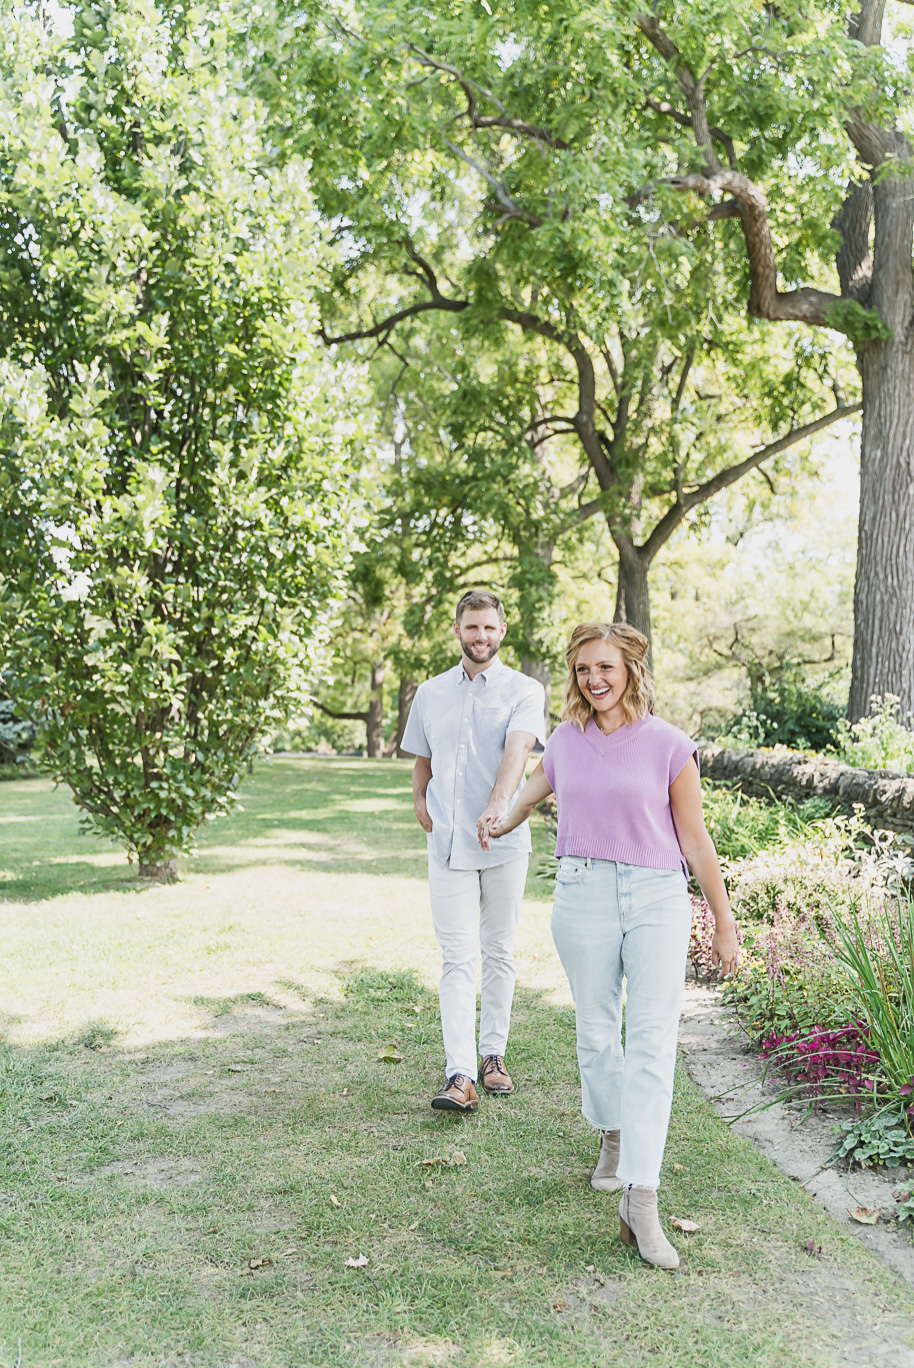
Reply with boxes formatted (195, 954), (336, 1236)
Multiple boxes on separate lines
(702, 784), (835, 864)
(833, 1108), (914, 1169)
(837, 695), (914, 774)
(828, 897), (914, 1106)
(0, 694), (37, 769)
(716, 658), (844, 753)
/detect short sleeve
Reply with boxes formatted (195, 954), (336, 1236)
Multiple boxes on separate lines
(507, 681), (547, 752)
(668, 730), (699, 786)
(401, 688), (431, 758)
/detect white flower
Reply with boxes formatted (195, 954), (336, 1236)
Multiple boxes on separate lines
(59, 571), (92, 602)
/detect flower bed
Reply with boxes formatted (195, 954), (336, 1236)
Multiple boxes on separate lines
(689, 788), (914, 1193)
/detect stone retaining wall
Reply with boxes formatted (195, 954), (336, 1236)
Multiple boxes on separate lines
(698, 743), (914, 838)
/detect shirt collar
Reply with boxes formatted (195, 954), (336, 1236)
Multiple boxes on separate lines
(458, 653), (505, 685)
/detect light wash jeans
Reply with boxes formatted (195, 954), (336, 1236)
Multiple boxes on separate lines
(550, 856), (691, 1188)
(428, 854), (528, 1081)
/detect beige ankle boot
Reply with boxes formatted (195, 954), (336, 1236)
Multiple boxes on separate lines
(590, 1130), (622, 1192)
(618, 1185), (680, 1270)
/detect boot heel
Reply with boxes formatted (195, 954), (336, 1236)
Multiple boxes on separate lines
(619, 1217), (636, 1247)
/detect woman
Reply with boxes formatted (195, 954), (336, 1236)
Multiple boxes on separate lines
(478, 622), (739, 1270)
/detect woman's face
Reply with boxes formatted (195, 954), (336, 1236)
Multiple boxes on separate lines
(574, 638), (628, 725)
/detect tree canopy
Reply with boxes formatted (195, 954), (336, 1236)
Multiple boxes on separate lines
(0, 0), (360, 874)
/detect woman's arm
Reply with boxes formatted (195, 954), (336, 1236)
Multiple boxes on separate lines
(669, 759), (739, 976)
(477, 760), (554, 851)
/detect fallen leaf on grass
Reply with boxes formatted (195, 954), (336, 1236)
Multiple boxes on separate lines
(277, 1248), (298, 1258)
(329, 1194), (340, 1207)
(804, 1239), (822, 1258)
(671, 1218), (699, 1233)
(415, 1150), (467, 1169)
(377, 1043), (403, 1063)
(672, 1163), (684, 1173)
(849, 1206), (882, 1225)
(893, 1188), (911, 1202)
(346, 1254), (369, 1269)
(202, 1227), (219, 1235)
(407, 1219), (419, 1231)
(552, 1301), (567, 1313)
(245, 1256), (272, 1272)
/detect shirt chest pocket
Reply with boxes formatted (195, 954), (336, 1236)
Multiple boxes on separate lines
(475, 703), (512, 730)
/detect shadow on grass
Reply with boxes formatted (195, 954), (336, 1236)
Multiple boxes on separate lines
(3, 969), (903, 1368)
(0, 758), (555, 903)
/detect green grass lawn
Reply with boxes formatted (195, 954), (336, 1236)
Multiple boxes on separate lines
(2, 759), (914, 1368)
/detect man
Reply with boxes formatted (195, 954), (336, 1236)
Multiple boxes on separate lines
(402, 589), (546, 1113)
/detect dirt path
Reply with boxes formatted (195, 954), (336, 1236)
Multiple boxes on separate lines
(679, 981), (914, 1288)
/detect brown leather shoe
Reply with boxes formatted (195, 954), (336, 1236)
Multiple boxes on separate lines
(479, 1054), (514, 1095)
(431, 1074), (479, 1112)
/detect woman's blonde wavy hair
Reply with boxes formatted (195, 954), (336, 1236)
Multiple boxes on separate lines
(562, 622), (656, 731)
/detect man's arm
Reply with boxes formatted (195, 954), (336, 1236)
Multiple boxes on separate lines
(475, 729), (537, 847)
(413, 755), (433, 832)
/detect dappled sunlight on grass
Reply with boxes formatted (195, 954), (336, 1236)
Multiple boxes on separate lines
(3, 761), (914, 1365)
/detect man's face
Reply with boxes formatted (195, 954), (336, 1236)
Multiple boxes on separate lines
(453, 607), (506, 665)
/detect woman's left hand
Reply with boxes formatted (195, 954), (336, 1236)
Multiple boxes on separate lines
(710, 919), (740, 977)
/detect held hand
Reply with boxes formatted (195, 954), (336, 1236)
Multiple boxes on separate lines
(476, 804), (507, 851)
(414, 799), (433, 834)
(711, 920), (740, 978)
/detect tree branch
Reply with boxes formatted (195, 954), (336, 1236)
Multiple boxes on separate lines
(663, 170), (844, 326)
(319, 246), (470, 345)
(641, 402), (861, 563)
(833, 178), (874, 306)
(644, 94), (736, 167)
(319, 297), (468, 346)
(637, 15), (721, 173)
(312, 700), (369, 723)
(636, 14), (861, 330)
(407, 45), (570, 149)
(443, 140), (543, 226)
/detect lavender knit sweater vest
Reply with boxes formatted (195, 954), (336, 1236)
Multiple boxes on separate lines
(541, 715), (698, 874)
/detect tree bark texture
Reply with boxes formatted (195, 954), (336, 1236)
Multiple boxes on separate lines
(521, 656), (552, 738)
(613, 546), (653, 653)
(138, 856), (179, 882)
(699, 743), (914, 837)
(850, 338), (914, 721)
(395, 676), (418, 757)
(365, 661), (386, 759)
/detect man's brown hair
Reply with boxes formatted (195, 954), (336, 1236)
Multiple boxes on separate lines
(454, 589), (505, 624)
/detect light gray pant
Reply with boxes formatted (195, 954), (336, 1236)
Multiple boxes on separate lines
(427, 854), (528, 1081)
(550, 856), (691, 1188)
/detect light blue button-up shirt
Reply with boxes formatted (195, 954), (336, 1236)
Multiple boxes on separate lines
(402, 655), (547, 871)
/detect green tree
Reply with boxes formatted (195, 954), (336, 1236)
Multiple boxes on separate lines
(274, 0), (857, 671)
(0, 0), (357, 878)
(598, 2), (909, 721)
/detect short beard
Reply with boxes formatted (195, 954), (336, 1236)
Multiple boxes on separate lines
(462, 639), (501, 665)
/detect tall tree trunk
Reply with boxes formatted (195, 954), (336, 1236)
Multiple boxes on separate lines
(521, 656), (552, 738)
(848, 147), (914, 723)
(365, 661), (385, 758)
(613, 543), (653, 657)
(392, 676), (418, 757)
(849, 341), (914, 721)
